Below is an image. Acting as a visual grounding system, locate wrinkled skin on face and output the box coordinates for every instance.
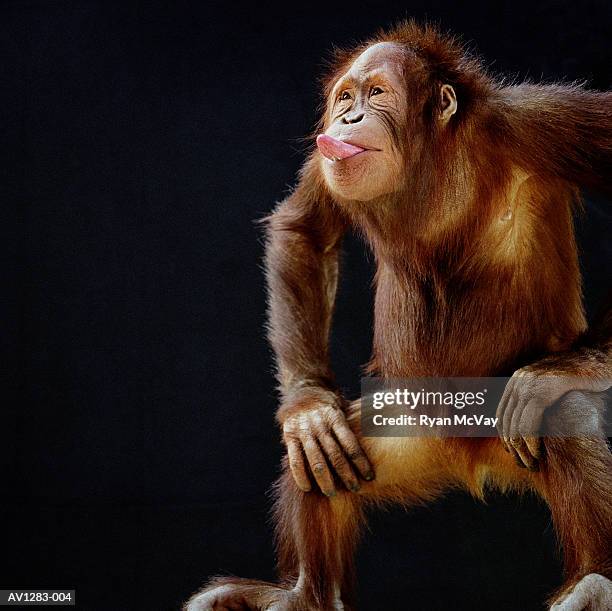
[318,43,408,201]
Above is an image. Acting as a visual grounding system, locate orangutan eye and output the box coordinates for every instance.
[339,91,352,101]
[370,86,384,96]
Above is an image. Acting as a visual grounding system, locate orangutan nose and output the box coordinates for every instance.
[342,111,365,124]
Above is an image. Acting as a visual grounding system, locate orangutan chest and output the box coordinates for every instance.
[370,270,536,376]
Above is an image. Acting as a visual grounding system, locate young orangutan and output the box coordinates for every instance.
[186,21,612,611]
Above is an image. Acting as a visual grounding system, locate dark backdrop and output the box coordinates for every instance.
[2,1,611,610]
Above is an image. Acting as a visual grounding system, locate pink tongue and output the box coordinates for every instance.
[316,134,365,160]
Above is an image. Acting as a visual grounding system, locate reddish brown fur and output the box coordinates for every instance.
[185,21,612,611]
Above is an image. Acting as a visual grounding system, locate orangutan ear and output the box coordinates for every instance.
[440,84,457,121]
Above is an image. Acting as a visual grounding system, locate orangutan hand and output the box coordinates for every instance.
[496,363,609,470]
[279,389,374,496]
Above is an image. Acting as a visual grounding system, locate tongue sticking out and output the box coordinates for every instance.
[316,134,365,161]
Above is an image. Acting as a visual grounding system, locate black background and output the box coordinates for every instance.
[2,1,611,610]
